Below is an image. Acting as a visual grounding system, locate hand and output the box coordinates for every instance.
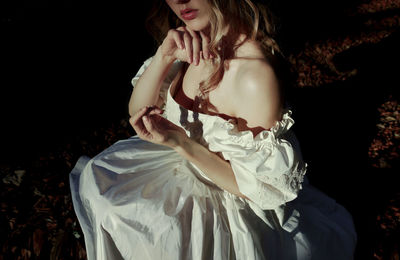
[159,26,212,66]
[129,106,188,148]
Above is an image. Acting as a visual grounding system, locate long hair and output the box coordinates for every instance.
[146,0,285,112]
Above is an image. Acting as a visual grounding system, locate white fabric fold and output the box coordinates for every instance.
[69,57,357,260]
[206,110,307,210]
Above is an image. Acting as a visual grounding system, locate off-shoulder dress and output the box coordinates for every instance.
[70,57,357,260]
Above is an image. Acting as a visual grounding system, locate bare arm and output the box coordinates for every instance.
[129,60,281,199]
[129,27,211,116]
[130,62,281,199]
[175,136,248,198]
[128,32,282,200]
[128,49,175,117]
[129,106,247,198]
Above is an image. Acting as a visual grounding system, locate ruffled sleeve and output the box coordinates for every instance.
[131,57,183,108]
[207,110,307,210]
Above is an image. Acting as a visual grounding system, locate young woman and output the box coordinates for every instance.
[70,0,357,259]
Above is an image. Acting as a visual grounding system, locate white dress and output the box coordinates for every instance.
[70,57,357,260]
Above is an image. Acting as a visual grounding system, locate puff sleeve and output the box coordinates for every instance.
[131,57,183,109]
[207,110,307,210]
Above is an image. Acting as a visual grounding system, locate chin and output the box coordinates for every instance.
[185,20,210,32]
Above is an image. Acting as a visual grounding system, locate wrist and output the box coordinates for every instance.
[174,135,193,156]
[155,46,176,66]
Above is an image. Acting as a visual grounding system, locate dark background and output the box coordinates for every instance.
[3,0,397,161]
[0,0,376,162]
[1,1,157,164]
[1,0,391,161]
[1,0,400,259]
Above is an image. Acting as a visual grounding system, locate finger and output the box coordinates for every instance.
[171,29,184,50]
[175,27,187,50]
[186,28,201,65]
[199,31,210,59]
[148,105,163,113]
[193,34,201,65]
[129,116,150,137]
[182,29,193,64]
[148,108,163,115]
[130,106,156,136]
[132,106,148,120]
[142,115,165,142]
[142,116,155,133]
[144,106,163,117]
[130,106,149,127]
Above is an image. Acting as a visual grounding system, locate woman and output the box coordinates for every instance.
[70,0,357,259]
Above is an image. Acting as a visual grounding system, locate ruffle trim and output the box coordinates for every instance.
[286,164,307,193]
[211,109,295,150]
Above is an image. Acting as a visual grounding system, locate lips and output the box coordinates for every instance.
[180,8,198,20]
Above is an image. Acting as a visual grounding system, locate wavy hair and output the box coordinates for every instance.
[146,0,284,112]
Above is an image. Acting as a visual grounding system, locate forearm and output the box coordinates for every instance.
[129,48,176,116]
[175,137,247,199]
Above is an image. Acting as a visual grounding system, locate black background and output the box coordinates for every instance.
[2,0,392,162]
[0,0,369,159]
[2,1,156,163]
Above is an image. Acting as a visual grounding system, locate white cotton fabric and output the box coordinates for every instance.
[70,58,357,260]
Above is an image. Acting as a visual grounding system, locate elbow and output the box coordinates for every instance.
[128,102,135,117]
[129,107,136,118]
[128,88,142,117]
[128,91,135,117]
[128,97,141,117]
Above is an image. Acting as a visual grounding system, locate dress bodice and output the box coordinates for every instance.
[132,57,307,211]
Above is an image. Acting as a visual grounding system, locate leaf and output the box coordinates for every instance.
[2,170,25,187]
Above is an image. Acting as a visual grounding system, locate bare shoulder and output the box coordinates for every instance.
[231,37,279,95]
[228,40,282,133]
[235,59,278,91]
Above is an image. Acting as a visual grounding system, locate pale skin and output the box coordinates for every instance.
[128,0,282,199]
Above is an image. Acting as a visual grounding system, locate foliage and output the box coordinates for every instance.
[288,0,400,87]
[0,119,132,259]
[369,97,400,169]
